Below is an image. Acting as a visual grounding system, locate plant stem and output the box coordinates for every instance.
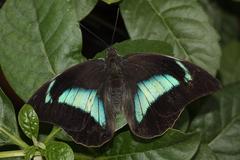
[43,126,62,144]
[0,127,29,148]
[0,150,25,158]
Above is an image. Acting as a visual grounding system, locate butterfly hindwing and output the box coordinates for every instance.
[28,60,115,147]
[122,53,220,138]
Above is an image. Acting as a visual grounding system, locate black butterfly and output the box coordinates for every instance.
[28,47,220,147]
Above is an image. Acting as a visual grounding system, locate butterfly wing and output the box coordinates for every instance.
[28,60,115,147]
[122,53,220,138]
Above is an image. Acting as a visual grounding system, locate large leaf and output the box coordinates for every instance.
[96,129,200,160]
[72,0,97,20]
[102,0,121,4]
[0,89,19,146]
[199,0,240,44]
[0,0,84,101]
[193,144,217,160]
[121,0,221,75]
[209,115,240,160]
[18,104,39,139]
[220,41,240,85]
[189,83,240,159]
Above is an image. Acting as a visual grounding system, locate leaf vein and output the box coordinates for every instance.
[32,0,56,75]
[146,0,191,60]
[209,115,240,146]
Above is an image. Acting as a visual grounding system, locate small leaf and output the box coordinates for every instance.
[0,88,19,146]
[96,39,173,58]
[55,130,73,142]
[24,146,38,160]
[121,0,221,75]
[18,104,39,139]
[96,129,200,160]
[45,141,74,160]
[220,41,240,85]
[115,113,127,131]
[102,0,121,4]
[0,0,84,101]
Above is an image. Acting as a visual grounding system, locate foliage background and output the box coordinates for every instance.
[0,0,240,159]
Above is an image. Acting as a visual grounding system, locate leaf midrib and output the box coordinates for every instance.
[146,0,190,60]
[32,0,56,75]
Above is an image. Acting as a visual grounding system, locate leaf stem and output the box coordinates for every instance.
[0,127,29,148]
[0,150,25,158]
[43,126,62,144]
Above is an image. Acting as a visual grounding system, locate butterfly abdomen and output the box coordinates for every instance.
[106,73,126,113]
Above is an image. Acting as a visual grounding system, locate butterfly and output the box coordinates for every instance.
[28,47,220,147]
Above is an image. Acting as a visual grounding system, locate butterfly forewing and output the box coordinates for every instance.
[28,60,115,147]
[122,53,220,138]
[28,48,220,147]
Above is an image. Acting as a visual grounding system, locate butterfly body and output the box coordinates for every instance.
[104,48,126,114]
[28,47,220,147]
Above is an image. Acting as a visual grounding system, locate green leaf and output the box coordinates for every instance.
[55,130,73,142]
[209,115,240,160]
[43,127,62,144]
[96,129,200,160]
[24,146,38,160]
[18,104,39,140]
[220,41,240,85]
[189,83,240,159]
[190,83,240,142]
[199,0,239,44]
[193,144,217,160]
[45,141,74,160]
[0,89,19,146]
[72,0,97,20]
[121,0,221,75]
[0,157,23,160]
[0,0,84,101]
[102,0,121,4]
[114,113,127,131]
[96,39,173,58]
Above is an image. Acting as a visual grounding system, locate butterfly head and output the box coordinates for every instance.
[106,47,117,57]
[106,47,122,74]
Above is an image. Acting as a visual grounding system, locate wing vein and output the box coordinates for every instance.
[136,92,144,119]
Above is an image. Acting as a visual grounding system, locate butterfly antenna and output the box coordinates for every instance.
[111,7,120,45]
[80,23,109,48]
